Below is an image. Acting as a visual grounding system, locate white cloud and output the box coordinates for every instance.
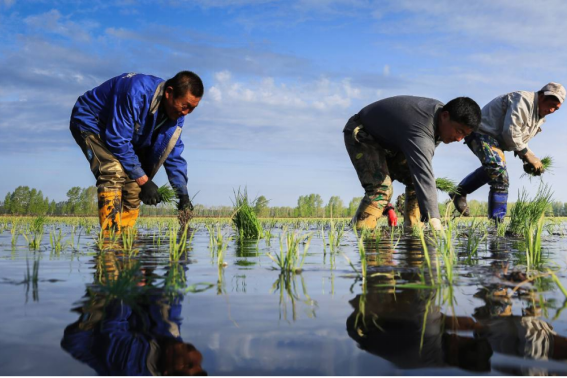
[23,9,97,42]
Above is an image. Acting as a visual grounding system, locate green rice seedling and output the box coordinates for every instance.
[523,216,545,270]
[169,223,190,262]
[343,228,368,281]
[10,222,19,247]
[462,218,487,264]
[158,184,177,204]
[206,223,232,255]
[121,227,138,257]
[435,177,459,194]
[508,184,553,236]
[231,187,263,239]
[49,226,64,254]
[415,224,436,285]
[496,219,508,237]
[328,217,345,252]
[23,216,46,250]
[548,270,567,299]
[267,228,313,273]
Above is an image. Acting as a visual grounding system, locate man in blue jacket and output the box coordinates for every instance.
[70,71,204,230]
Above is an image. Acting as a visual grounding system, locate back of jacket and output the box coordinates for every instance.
[357,96,443,220]
[479,91,544,153]
[70,73,188,195]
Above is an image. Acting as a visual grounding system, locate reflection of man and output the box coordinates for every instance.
[347,275,567,375]
[61,262,206,376]
[346,281,492,373]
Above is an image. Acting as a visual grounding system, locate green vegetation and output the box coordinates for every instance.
[231,188,263,239]
[508,184,553,236]
[435,177,459,194]
[158,184,177,205]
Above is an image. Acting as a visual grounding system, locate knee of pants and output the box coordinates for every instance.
[122,181,141,209]
[365,178,393,207]
[484,165,509,191]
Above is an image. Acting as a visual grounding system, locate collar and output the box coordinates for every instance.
[150,81,165,115]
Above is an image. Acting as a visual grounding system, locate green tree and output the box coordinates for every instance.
[3,192,11,214]
[346,197,363,217]
[325,196,344,217]
[254,195,270,217]
[10,186,31,215]
[66,186,82,214]
[296,194,323,217]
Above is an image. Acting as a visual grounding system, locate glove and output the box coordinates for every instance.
[178,194,194,211]
[383,203,398,226]
[139,179,161,206]
[429,218,443,231]
[521,151,543,175]
[523,163,535,175]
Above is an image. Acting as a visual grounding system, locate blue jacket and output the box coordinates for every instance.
[70,73,188,196]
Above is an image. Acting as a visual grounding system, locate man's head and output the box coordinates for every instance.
[163,71,204,120]
[437,97,481,144]
[538,82,564,118]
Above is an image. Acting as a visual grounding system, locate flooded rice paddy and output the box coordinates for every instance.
[1,216,567,375]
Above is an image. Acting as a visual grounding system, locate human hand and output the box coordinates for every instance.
[429,218,443,231]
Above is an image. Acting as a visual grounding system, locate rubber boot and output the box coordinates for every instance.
[451,167,490,216]
[353,196,385,230]
[121,207,139,229]
[488,189,508,223]
[98,188,122,231]
[404,187,421,232]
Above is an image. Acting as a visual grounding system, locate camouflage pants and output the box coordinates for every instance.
[344,115,416,222]
[465,132,509,191]
[71,126,141,209]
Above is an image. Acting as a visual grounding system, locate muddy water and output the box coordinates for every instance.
[1,222,567,375]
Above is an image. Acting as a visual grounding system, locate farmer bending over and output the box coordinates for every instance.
[451,83,564,222]
[70,71,203,230]
[344,96,481,231]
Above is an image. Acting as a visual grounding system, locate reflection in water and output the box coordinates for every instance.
[271,272,317,323]
[60,252,207,376]
[347,272,567,375]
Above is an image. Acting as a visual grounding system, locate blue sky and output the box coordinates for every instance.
[1,0,566,207]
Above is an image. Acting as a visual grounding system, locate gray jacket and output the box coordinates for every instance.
[357,96,443,220]
[479,91,544,154]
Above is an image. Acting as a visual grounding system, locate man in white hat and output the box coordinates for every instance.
[451,82,565,221]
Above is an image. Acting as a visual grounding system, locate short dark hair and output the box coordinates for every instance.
[442,97,481,131]
[164,71,204,98]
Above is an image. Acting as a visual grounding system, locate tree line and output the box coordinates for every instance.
[1,185,565,218]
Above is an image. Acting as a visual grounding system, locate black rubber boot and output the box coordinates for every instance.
[451,167,491,216]
[450,190,470,216]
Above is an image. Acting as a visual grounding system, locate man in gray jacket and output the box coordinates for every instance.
[344,96,481,231]
[451,83,564,221]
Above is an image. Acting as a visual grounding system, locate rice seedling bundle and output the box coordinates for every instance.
[158,184,177,204]
[508,183,553,236]
[521,155,554,178]
[231,188,263,239]
[435,177,459,194]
